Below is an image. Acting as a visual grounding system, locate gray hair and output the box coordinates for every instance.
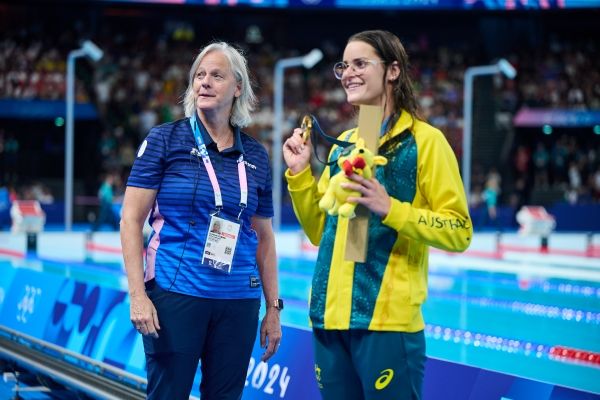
[183,42,256,127]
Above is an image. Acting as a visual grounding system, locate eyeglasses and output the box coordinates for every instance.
[333,58,386,80]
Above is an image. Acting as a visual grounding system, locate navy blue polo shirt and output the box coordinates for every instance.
[127,117,273,299]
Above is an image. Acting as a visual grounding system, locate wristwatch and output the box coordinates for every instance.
[270,299,284,311]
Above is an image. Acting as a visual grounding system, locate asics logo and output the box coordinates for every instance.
[374,369,394,390]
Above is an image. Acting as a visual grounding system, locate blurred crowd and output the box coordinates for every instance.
[1,15,599,229]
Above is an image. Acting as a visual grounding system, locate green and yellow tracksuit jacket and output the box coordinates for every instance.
[285,111,472,332]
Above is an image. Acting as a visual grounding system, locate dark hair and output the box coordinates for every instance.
[348,30,420,128]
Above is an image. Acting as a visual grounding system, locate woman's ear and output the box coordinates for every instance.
[387,61,400,82]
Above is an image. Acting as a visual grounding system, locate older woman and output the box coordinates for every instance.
[121,41,282,400]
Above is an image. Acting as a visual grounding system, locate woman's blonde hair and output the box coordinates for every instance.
[183,42,256,127]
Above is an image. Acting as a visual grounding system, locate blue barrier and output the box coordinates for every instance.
[550,203,600,231]
[271,202,600,232]
[0,99,98,120]
[0,265,596,399]
[0,201,596,232]
[0,188,10,229]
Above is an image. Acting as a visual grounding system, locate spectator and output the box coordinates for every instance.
[482,176,500,227]
[533,142,550,188]
[93,173,119,231]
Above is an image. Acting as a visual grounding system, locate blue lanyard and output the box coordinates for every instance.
[381,116,391,136]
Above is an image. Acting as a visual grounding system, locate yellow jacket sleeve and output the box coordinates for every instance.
[382,126,472,252]
[285,164,330,246]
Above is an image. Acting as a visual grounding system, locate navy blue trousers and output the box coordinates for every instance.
[143,280,260,400]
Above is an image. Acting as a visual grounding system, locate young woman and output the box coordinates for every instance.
[283,30,472,400]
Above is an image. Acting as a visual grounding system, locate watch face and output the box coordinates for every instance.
[276,299,284,310]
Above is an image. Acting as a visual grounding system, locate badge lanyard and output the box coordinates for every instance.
[190,114,247,219]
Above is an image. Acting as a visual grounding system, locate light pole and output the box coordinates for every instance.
[65,40,103,231]
[272,49,323,231]
[462,58,516,198]
[461,59,513,361]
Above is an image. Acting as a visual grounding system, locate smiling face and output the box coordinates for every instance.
[192,50,241,118]
[340,40,387,107]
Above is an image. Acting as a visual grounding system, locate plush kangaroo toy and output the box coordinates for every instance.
[319,138,388,218]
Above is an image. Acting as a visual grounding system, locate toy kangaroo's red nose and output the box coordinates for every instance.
[352,157,366,169]
[342,160,354,176]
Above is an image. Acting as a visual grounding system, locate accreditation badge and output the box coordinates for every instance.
[202,215,240,274]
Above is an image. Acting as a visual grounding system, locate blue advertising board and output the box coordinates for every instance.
[242,325,319,399]
[0,265,597,399]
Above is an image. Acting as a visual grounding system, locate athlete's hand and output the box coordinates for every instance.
[260,308,282,362]
[342,174,392,218]
[130,293,160,338]
[283,128,311,175]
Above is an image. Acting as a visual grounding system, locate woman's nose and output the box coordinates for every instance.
[341,66,352,79]
[341,65,357,79]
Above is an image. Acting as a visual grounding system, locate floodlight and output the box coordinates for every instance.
[272,49,323,231]
[497,59,516,79]
[462,60,517,197]
[302,49,323,69]
[81,40,104,62]
[64,40,104,231]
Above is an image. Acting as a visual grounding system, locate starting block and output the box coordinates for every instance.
[10,200,46,233]
[516,206,556,237]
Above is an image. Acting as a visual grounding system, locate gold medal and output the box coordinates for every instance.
[301,115,312,143]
